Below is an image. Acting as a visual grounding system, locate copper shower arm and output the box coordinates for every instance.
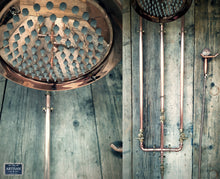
[201,53,219,59]
[110,143,123,153]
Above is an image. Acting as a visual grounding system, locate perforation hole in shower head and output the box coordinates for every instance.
[132,0,192,23]
[0,0,113,89]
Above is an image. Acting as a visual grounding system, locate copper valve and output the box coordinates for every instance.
[201,48,219,78]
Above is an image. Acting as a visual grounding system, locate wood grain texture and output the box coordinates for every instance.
[123,0,207,178]
[0,81,45,179]
[193,0,220,178]
[0,73,122,179]
[123,0,220,178]
[50,88,102,179]
[122,0,133,178]
[163,5,194,178]
[91,62,122,179]
[0,0,122,178]
[131,9,161,179]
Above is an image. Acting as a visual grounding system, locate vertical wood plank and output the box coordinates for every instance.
[50,87,102,179]
[0,81,45,179]
[122,0,133,178]
[91,63,122,179]
[163,4,194,178]
[0,76,6,119]
[131,9,161,179]
[0,78,122,179]
[130,2,195,179]
[194,0,220,178]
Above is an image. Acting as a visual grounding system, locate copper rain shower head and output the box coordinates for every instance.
[0,0,121,91]
[132,0,192,23]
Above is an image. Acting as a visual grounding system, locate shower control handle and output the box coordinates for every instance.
[201,52,219,78]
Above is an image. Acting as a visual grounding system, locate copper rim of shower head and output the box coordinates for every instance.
[0,0,121,91]
[132,0,192,23]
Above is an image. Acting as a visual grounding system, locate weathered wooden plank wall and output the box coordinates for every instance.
[0,0,122,178]
[0,82,45,179]
[123,0,220,178]
[0,60,122,179]
[122,0,133,178]
[193,0,220,178]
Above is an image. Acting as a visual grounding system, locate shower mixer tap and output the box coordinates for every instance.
[201,48,219,78]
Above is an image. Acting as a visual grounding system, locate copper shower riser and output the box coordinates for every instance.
[138,17,187,178]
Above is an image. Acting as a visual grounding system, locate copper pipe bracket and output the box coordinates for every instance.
[42,107,53,112]
[43,92,53,112]
[159,27,166,34]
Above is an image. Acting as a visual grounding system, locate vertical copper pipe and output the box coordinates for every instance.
[180,17,185,132]
[160,23,165,112]
[203,58,208,78]
[44,92,51,179]
[139,16,144,132]
[160,23,165,179]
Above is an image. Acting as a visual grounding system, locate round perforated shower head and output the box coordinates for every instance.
[132,0,192,23]
[0,0,121,91]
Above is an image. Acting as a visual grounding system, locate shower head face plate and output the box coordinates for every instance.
[0,0,115,91]
[132,0,192,23]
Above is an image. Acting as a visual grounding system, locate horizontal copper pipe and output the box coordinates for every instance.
[140,142,183,152]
